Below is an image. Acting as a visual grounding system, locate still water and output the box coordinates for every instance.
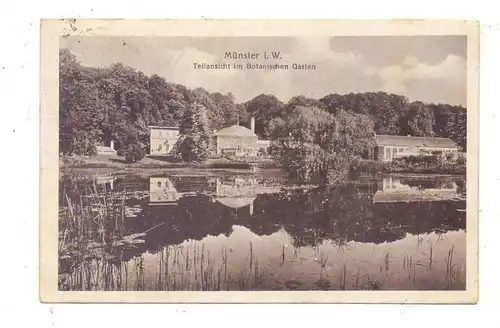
[58,172,466,291]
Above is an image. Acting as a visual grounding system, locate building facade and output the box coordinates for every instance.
[212,117,270,156]
[149,118,270,158]
[213,125,258,156]
[373,134,459,162]
[149,126,180,156]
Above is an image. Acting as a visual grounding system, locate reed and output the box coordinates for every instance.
[280,244,285,266]
[339,264,347,290]
[59,179,465,292]
[249,241,253,270]
[445,245,458,289]
[221,245,228,283]
[58,180,131,290]
[429,243,434,269]
[61,236,465,291]
[292,246,299,260]
[354,269,361,290]
[319,252,328,276]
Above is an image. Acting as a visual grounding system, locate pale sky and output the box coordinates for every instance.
[60,36,467,106]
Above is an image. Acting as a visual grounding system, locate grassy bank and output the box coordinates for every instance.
[60,155,280,171]
[61,155,466,178]
[351,159,466,176]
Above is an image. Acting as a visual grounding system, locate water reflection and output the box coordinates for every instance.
[58,174,466,291]
[373,177,463,203]
[149,177,180,205]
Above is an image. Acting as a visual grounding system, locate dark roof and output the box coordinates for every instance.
[375,134,457,148]
[149,125,179,130]
[214,125,257,137]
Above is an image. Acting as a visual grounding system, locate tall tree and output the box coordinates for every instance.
[400,101,435,137]
[430,104,454,137]
[174,102,212,162]
[244,94,284,138]
[320,92,408,135]
[283,95,325,116]
[209,92,244,129]
[447,110,467,151]
[270,106,375,184]
[59,49,105,155]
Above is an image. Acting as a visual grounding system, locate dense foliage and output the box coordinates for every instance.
[59,49,242,156]
[268,106,376,184]
[174,102,212,162]
[59,49,467,162]
[124,144,145,163]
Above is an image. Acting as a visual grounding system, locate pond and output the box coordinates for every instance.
[58,172,466,291]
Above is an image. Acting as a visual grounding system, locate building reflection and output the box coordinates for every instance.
[143,176,283,214]
[212,177,284,215]
[149,177,180,205]
[373,177,459,203]
[214,177,257,215]
[94,175,117,191]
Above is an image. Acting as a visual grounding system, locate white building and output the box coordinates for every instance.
[149,126,180,156]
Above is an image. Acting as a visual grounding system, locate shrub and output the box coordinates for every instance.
[352,157,465,175]
[394,155,439,167]
[444,152,456,162]
[349,156,364,174]
[456,153,466,165]
[124,144,145,163]
[61,156,72,164]
[350,159,389,175]
[257,148,268,156]
[174,135,209,163]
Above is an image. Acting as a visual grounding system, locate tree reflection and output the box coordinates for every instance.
[59,175,466,267]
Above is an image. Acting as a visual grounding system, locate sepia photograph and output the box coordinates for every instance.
[39,20,479,303]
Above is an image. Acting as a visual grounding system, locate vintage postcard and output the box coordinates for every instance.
[39,19,479,303]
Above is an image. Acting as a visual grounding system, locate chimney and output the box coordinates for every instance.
[251,117,255,133]
[110,140,115,150]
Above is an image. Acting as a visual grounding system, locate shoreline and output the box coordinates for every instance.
[60,156,466,179]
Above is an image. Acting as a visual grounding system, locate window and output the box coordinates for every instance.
[157,181,162,187]
[391,179,397,189]
[384,147,392,160]
[158,144,162,151]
